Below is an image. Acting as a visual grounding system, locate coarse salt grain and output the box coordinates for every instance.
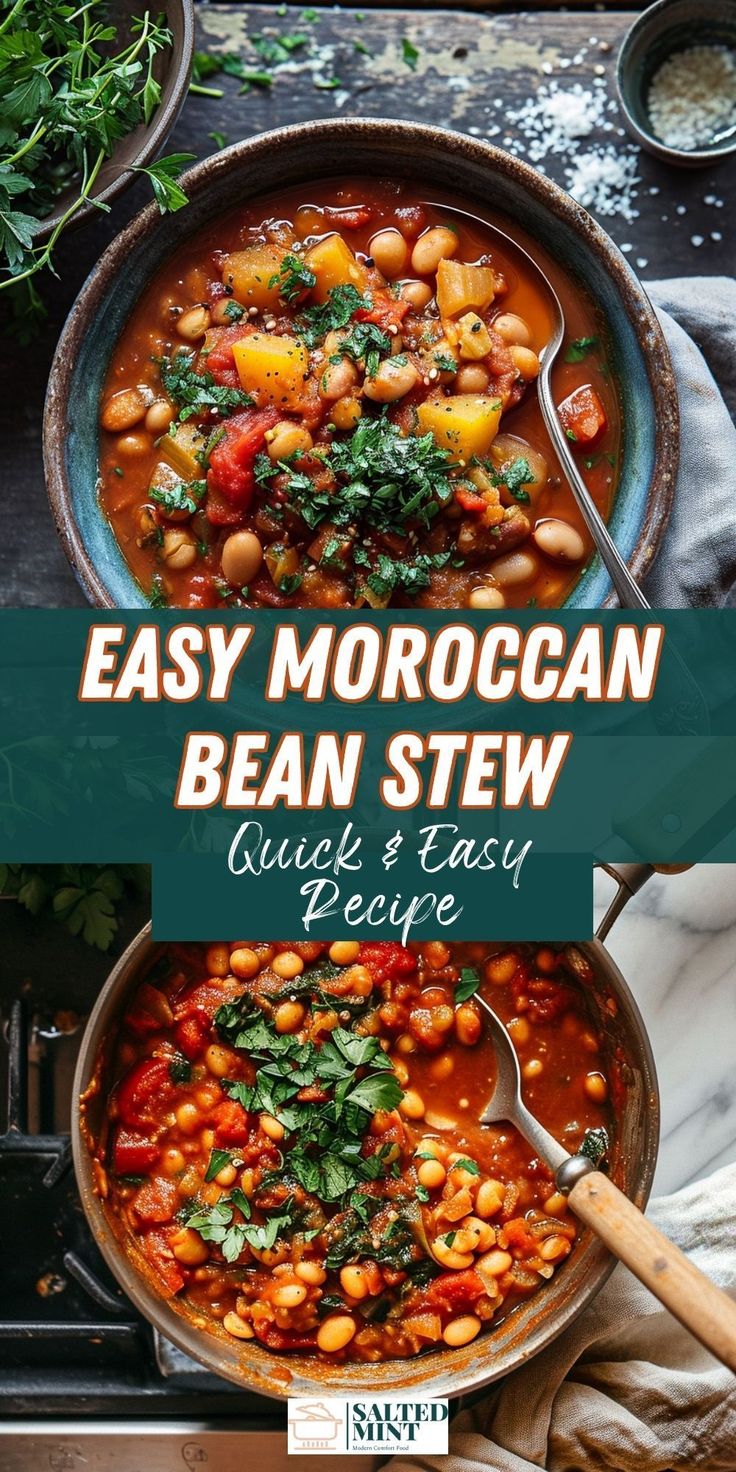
[565,148,640,221]
[647,44,736,150]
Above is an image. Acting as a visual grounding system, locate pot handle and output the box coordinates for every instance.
[596,862,692,942]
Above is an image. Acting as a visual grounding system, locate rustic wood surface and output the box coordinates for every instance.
[2,4,734,607]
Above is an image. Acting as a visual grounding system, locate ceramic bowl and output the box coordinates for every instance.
[32,0,195,244]
[617,0,736,167]
[44,118,679,610]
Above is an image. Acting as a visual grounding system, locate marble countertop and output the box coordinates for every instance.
[593,864,736,1197]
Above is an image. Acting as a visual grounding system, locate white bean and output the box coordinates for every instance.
[533,519,586,562]
[491,550,539,586]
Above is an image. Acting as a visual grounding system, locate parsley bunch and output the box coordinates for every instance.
[0,1,193,307]
[0,862,148,950]
[294,283,372,349]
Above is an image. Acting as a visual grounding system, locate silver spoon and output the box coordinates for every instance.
[480,220,650,611]
[475,991,736,1371]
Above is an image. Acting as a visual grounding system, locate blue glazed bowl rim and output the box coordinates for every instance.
[43,117,679,610]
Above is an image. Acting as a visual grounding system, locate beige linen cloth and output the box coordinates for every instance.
[386,1163,736,1471]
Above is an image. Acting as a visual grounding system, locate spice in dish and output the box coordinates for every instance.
[87,939,614,1362]
[647,44,736,151]
[98,180,619,611]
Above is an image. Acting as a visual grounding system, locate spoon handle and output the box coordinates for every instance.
[537,369,650,610]
[567,1169,736,1373]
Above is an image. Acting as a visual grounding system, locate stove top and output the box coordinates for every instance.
[1,900,381,1468]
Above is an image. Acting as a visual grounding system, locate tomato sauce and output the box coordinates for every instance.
[98,179,620,611]
[89,938,613,1364]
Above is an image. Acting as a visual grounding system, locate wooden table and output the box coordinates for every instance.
[2,4,734,607]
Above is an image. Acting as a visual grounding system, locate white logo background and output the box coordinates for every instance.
[287,1397,449,1455]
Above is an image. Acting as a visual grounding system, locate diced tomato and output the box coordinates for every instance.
[355,291,409,334]
[177,573,221,609]
[212,1099,250,1146]
[205,323,258,389]
[115,1059,174,1130]
[557,385,607,446]
[112,1127,160,1176]
[359,942,417,983]
[454,486,486,514]
[174,1015,211,1061]
[418,1268,485,1314]
[174,979,229,1022]
[132,1175,179,1223]
[139,1229,185,1296]
[252,1320,318,1351]
[207,407,281,509]
[501,1218,539,1257]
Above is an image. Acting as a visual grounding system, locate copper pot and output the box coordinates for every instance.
[71,864,661,1400]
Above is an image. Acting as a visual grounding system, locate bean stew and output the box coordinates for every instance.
[98,180,620,611]
[86,939,615,1364]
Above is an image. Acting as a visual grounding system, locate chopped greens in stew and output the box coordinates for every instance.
[98,180,619,610]
[90,939,614,1362]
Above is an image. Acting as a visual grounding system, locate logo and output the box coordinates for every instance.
[287,1398,449,1455]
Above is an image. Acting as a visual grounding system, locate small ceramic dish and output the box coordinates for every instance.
[32,0,195,244]
[43,118,679,610]
[617,0,736,167]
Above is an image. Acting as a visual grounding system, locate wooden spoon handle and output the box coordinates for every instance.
[568,1170,736,1374]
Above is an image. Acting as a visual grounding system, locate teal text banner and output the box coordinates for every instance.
[2,609,736,939]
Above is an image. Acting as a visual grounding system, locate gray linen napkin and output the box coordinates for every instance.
[643,278,736,609]
[385,1163,736,1472]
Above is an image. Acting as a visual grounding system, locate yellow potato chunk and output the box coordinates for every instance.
[436,259,496,319]
[457,312,493,360]
[416,394,503,461]
[303,233,368,302]
[233,332,309,408]
[159,422,208,480]
[221,245,286,312]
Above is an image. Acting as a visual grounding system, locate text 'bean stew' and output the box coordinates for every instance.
[99,181,620,610]
[85,939,615,1364]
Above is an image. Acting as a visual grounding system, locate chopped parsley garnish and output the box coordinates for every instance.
[295,283,372,348]
[364,550,451,599]
[500,456,534,504]
[450,1157,480,1177]
[279,572,303,596]
[455,966,481,1003]
[325,413,456,534]
[269,253,317,304]
[204,1148,234,1182]
[149,573,168,608]
[251,31,308,65]
[150,478,206,515]
[158,352,253,422]
[433,352,457,374]
[565,336,598,363]
[401,38,419,69]
[223,299,245,323]
[215,988,402,1204]
[336,321,391,378]
[168,1055,191,1084]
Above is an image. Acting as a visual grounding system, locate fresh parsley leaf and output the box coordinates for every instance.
[208,130,229,150]
[455,967,481,1003]
[337,320,391,377]
[205,1148,234,1182]
[224,299,245,322]
[433,352,457,374]
[564,336,598,363]
[500,456,534,504]
[269,252,317,304]
[450,1157,480,1176]
[149,574,168,609]
[150,478,206,515]
[169,1055,192,1084]
[134,154,195,215]
[279,572,303,595]
[401,38,419,70]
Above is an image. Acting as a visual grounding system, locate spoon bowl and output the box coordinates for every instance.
[481,219,650,610]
